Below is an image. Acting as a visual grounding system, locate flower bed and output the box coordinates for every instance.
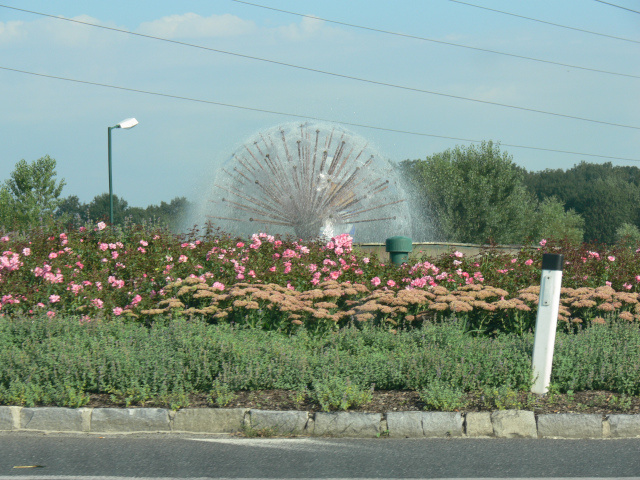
[1,223,639,335]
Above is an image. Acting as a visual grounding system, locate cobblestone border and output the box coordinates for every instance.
[1,406,639,438]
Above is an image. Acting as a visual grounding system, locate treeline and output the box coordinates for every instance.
[399,141,640,245]
[0,156,191,233]
[3,150,640,245]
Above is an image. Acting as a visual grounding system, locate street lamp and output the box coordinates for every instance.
[107,118,138,225]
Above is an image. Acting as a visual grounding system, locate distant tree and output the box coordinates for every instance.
[400,141,536,244]
[0,155,66,231]
[615,222,640,249]
[527,196,584,245]
[56,195,88,224]
[523,161,640,243]
[86,193,129,225]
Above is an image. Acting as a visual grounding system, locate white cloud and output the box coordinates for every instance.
[276,15,325,40]
[137,13,256,38]
[0,20,26,45]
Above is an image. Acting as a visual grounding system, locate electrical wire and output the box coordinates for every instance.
[1,65,638,163]
[448,0,640,44]
[594,0,640,14]
[0,5,637,131]
[231,0,639,80]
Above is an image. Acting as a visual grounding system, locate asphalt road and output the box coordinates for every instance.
[0,432,639,479]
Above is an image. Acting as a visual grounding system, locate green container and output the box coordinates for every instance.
[385,236,412,265]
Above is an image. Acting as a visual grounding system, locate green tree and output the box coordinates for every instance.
[528,196,584,244]
[56,195,88,223]
[0,155,66,231]
[400,141,536,244]
[523,162,640,243]
[615,222,640,249]
[86,193,129,225]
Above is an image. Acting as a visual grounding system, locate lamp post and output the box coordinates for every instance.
[107,118,138,225]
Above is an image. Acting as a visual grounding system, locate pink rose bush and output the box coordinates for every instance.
[0,224,639,334]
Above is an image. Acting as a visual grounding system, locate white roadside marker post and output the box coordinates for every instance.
[531,253,564,395]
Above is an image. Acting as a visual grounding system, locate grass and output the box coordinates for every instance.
[1,313,640,410]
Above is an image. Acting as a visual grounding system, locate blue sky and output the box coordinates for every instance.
[1,0,638,209]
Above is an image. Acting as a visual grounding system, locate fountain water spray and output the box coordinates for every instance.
[204,122,411,241]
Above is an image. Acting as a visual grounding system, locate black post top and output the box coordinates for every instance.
[542,253,564,271]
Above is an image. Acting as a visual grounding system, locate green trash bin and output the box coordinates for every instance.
[385,236,412,265]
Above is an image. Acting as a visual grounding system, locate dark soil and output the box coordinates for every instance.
[76,389,640,415]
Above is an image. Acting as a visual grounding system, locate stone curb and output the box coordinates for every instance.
[1,406,639,438]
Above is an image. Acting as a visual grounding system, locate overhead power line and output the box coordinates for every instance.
[594,0,640,14]
[232,0,639,79]
[1,65,638,163]
[448,0,640,44]
[0,5,638,131]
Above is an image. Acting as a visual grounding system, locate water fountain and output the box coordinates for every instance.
[200,122,412,241]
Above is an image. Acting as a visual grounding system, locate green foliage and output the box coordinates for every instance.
[0,156,66,232]
[480,385,522,410]
[418,379,467,411]
[311,377,373,412]
[524,162,640,244]
[400,141,536,244]
[615,223,640,249]
[1,315,640,408]
[209,380,237,407]
[528,196,584,245]
[55,193,191,232]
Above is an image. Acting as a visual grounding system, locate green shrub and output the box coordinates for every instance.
[311,377,373,412]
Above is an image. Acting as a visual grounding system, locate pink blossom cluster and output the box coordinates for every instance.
[0,251,22,273]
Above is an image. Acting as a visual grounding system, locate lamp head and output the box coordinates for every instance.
[117,118,139,129]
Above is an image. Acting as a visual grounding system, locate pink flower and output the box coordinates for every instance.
[525,259,533,266]
[363,257,370,264]
[22,248,31,256]
[623,283,632,290]
[607,256,615,262]
[49,252,58,259]
[140,240,148,246]
[539,239,547,246]
[606,281,612,287]
[371,277,381,287]
[137,247,146,253]
[269,266,276,272]
[113,307,124,316]
[636,275,640,282]
[0,236,8,242]
[46,311,56,318]
[212,282,225,291]
[97,221,106,230]
[92,298,104,309]
[99,243,109,251]
[76,261,84,269]
[49,294,60,303]
[453,260,462,266]
[131,294,142,305]
[112,251,119,259]
[387,279,396,287]
[453,251,463,258]
[236,273,245,280]
[178,255,188,263]
[236,242,245,248]
[511,258,517,264]
[308,264,318,273]
[329,270,341,280]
